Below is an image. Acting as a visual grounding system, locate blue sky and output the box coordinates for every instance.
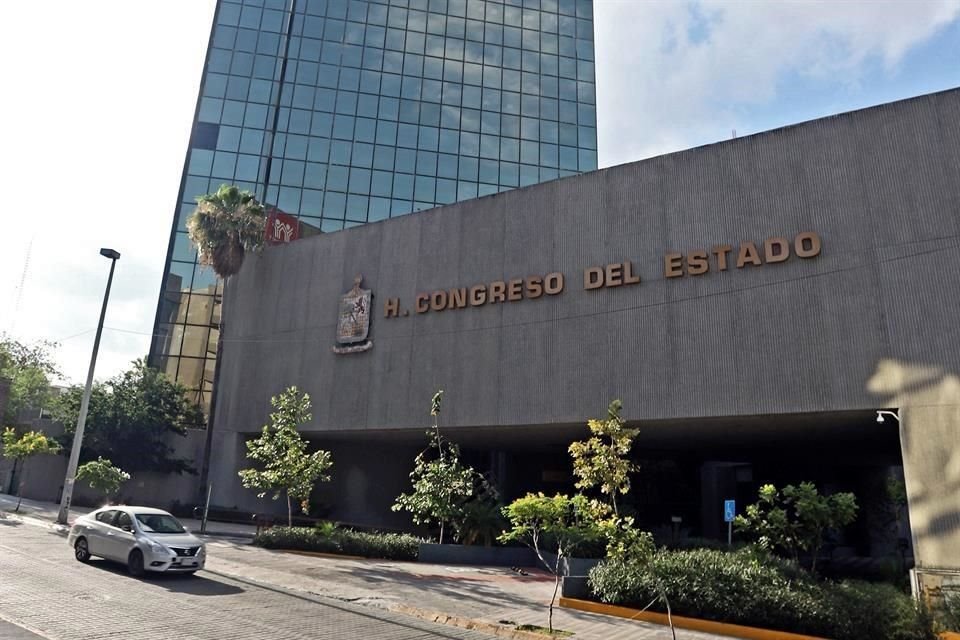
[0,0,958,383]
[740,16,960,140]
[595,0,960,165]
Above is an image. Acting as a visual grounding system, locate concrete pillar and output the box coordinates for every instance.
[207,430,251,512]
[900,403,960,570]
[700,462,739,540]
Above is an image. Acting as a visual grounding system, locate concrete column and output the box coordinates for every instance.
[900,403,960,570]
[207,430,250,511]
[700,462,739,540]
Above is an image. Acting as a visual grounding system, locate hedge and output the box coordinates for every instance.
[254,526,422,561]
[588,548,933,640]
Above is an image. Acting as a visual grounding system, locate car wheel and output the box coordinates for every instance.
[74,538,91,563]
[127,549,145,577]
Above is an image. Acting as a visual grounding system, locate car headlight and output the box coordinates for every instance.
[145,539,170,554]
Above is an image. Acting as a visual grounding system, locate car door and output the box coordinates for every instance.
[86,510,118,557]
[102,511,137,562]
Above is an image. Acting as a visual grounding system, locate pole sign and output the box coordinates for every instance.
[724,499,736,522]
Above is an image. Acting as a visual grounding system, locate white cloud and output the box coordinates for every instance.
[594,0,960,166]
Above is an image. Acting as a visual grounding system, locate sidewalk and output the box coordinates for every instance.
[0,494,722,640]
[0,493,256,538]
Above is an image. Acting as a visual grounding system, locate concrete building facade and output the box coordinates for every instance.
[149,0,600,415]
[209,89,960,572]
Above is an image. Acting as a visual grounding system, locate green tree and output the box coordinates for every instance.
[1,427,59,511]
[185,184,267,502]
[238,387,332,526]
[76,457,130,503]
[500,493,602,634]
[735,482,858,572]
[186,184,266,279]
[568,399,638,516]
[393,390,477,544]
[0,334,60,424]
[453,474,506,547]
[52,359,202,474]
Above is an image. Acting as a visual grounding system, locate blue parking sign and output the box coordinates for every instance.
[724,500,736,522]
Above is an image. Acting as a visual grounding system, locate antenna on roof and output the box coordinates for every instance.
[731,129,737,139]
[9,236,33,332]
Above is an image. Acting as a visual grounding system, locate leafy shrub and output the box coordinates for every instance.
[824,580,934,640]
[658,536,745,552]
[934,591,960,632]
[588,548,933,640]
[254,525,422,561]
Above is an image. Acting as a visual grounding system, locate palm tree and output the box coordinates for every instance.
[185,184,266,506]
[186,184,266,278]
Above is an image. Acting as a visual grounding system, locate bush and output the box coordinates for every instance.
[658,536,745,552]
[936,591,960,632]
[254,525,422,561]
[588,548,933,640]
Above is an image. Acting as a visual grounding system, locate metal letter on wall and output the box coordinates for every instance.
[333,275,373,354]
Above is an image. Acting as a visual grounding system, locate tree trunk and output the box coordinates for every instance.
[664,592,677,640]
[15,463,25,512]
[287,493,292,527]
[549,572,560,634]
[548,543,563,634]
[439,521,444,545]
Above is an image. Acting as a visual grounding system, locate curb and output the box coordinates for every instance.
[277,549,368,562]
[389,604,565,640]
[558,597,828,640]
[198,530,255,540]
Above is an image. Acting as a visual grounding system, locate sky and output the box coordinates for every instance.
[0,0,958,386]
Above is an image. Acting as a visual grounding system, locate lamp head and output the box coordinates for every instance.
[876,413,884,424]
[100,248,121,260]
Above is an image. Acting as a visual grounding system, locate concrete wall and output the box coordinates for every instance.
[0,377,10,421]
[214,89,960,569]
[0,420,204,511]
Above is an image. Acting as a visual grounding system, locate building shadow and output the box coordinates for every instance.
[341,564,549,612]
[83,559,245,596]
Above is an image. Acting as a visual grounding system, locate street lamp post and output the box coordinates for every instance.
[56,248,120,525]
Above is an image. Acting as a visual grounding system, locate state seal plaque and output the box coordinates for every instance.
[333,275,373,354]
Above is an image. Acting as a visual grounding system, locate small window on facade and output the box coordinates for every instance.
[192,122,220,150]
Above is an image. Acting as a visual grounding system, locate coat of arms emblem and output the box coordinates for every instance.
[333,275,373,354]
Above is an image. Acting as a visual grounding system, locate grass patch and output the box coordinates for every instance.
[515,623,573,636]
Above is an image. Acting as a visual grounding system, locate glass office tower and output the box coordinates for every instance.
[149,0,597,417]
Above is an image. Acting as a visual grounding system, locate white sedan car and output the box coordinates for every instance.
[68,506,206,576]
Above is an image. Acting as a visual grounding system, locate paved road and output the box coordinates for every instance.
[0,519,488,640]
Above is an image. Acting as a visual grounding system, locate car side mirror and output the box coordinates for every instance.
[121,525,132,532]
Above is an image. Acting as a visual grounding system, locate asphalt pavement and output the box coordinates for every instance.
[0,494,722,639]
[0,516,489,640]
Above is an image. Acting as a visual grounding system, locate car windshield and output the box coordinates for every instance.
[135,513,186,534]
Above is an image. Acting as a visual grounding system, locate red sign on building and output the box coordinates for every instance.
[264,209,300,245]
